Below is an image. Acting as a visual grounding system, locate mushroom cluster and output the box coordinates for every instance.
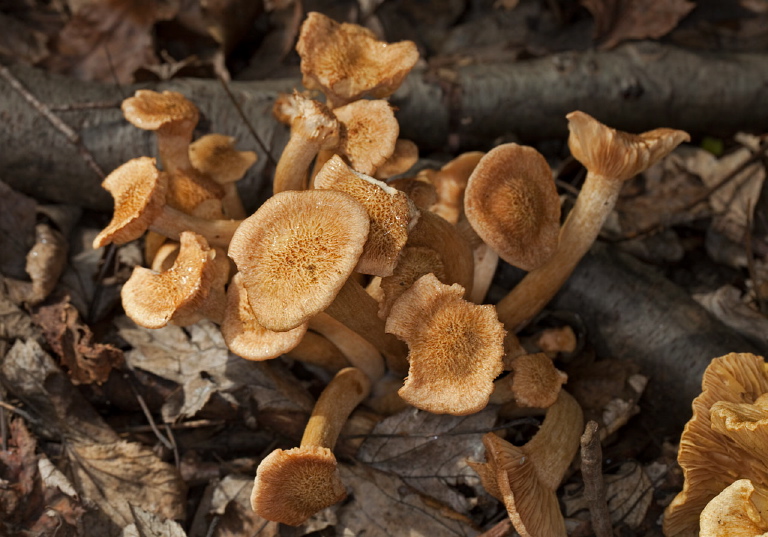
[92,10,691,531]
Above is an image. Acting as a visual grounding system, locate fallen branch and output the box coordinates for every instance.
[1,42,767,210]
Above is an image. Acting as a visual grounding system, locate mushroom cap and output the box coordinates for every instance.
[374,139,419,180]
[332,99,399,175]
[385,273,505,415]
[277,91,340,149]
[664,353,768,537]
[377,246,446,319]
[464,143,561,271]
[92,157,168,249]
[506,353,568,408]
[188,134,258,184]
[431,151,484,225]
[700,479,768,537]
[296,12,419,107]
[221,273,308,361]
[251,445,346,526]
[567,111,690,182]
[472,390,583,537]
[120,231,221,329]
[166,167,225,216]
[314,155,419,277]
[387,175,438,211]
[228,189,370,331]
[121,90,199,133]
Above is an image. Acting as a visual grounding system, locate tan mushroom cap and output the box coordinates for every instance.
[250,445,346,526]
[700,479,768,537]
[166,167,225,217]
[431,151,484,225]
[471,390,583,537]
[332,99,399,176]
[222,273,308,361]
[377,246,446,319]
[464,143,560,271]
[491,353,568,408]
[664,353,768,537]
[385,273,505,415]
[121,231,225,329]
[188,134,257,184]
[567,111,692,181]
[374,139,419,180]
[296,12,419,108]
[314,155,419,277]
[93,157,168,249]
[121,90,199,133]
[228,189,370,331]
[387,175,438,211]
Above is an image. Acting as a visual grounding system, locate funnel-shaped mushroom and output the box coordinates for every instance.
[228,189,369,331]
[700,479,768,537]
[121,231,228,328]
[495,113,689,331]
[92,157,241,249]
[296,12,419,108]
[664,353,768,537]
[469,390,583,537]
[385,273,505,415]
[251,367,371,525]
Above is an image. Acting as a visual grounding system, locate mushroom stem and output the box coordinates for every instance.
[156,129,194,175]
[308,313,386,381]
[273,133,325,193]
[494,170,620,331]
[151,207,241,248]
[301,367,372,449]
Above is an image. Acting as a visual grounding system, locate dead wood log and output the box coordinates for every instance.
[548,243,764,437]
[1,42,768,210]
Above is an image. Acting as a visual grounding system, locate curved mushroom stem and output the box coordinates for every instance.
[308,313,386,382]
[301,367,372,449]
[150,207,241,248]
[494,170,621,331]
[274,133,328,193]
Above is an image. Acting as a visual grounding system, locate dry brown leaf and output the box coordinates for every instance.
[123,505,188,537]
[580,0,696,49]
[45,0,179,83]
[33,296,123,384]
[208,474,280,537]
[356,406,498,515]
[0,180,37,280]
[694,285,768,351]
[0,276,41,341]
[337,463,478,537]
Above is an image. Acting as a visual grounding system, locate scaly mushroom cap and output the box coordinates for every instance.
[228,189,370,331]
[377,246,446,319]
[509,353,568,408]
[664,353,768,537]
[93,157,168,249]
[222,273,308,361]
[166,167,225,217]
[387,175,438,211]
[700,479,768,537]
[278,91,340,149]
[472,390,583,537]
[385,273,505,415]
[251,445,346,526]
[567,111,691,181]
[121,90,199,134]
[314,155,419,277]
[296,12,419,108]
[464,143,561,271]
[121,231,222,329]
[374,139,419,180]
[188,134,257,184]
[332,99,399,175]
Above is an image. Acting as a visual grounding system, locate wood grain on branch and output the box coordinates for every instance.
[1,42,767,210]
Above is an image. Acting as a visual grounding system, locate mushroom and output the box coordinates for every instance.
[188,133,257,219]
[92,157,241,249]
[120,231,228,328]
[430,151,484,225]
[494,113,689,331]
[373,139,419,180]
[272,92,339,194]
[699,479,768,537]
[314,155,419,277]
[307,313,385,382]
[385,273,506,415]
[469,390,584,537]
[463,143,561,271]
[489,353,568,408]
[375,246,446,319]
[664,353,768,537]
[251,367,371,525]
[295,12,419,108]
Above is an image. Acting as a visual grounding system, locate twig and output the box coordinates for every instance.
[164,423,180,469]
[0,64,106,180]
[580,420,613,537]
[123,370,174,451]
[88,242,117,324]
[0,392,6,451]
[0,400,41,425]
[744,202,767,314]
[115,418,226,434]
[48,101,122,111]
[609,142,768,242]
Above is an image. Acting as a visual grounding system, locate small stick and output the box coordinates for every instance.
[580,420,613,537]
[48,101,122,111]
[0,65,106,180]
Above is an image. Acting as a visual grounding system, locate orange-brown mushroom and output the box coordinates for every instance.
[385,273,505,415]
[699,479,768,537]
[296,12,419,108]
[489,353,568,408]
[251,367,371,525]
[495,113,689,331]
